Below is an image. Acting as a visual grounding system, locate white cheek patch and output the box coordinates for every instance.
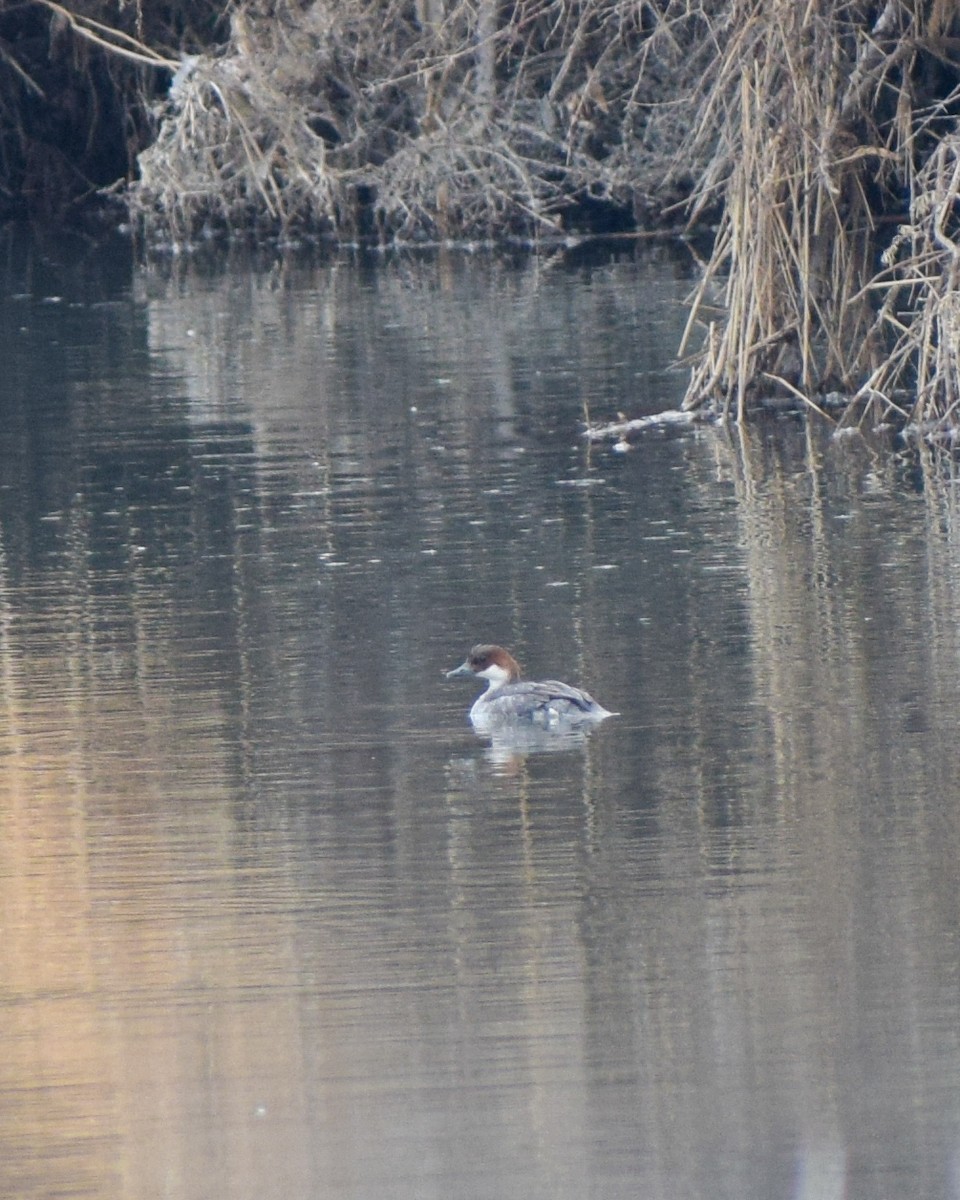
[478,663,511,687]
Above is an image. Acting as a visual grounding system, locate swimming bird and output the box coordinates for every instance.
[445,644,617,731]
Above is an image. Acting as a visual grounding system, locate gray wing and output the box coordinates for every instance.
[504,680,597,715]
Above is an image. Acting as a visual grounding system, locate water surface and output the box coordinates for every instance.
[1,233,959,1199]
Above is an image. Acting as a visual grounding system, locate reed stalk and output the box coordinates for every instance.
[681,0,960,440]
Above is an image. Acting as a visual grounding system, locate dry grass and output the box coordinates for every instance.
[860,129,960,438]
[679,0,960,438]
[129,0,714,244]
[680,2,896,420]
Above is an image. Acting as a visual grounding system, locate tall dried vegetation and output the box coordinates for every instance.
[129,0,713,242]
[679,0,960,436]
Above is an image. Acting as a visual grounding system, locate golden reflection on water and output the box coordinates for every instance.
[0,686,336,1198]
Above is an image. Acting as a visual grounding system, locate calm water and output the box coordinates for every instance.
[2,232,960,1199]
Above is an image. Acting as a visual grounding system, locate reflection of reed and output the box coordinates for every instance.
[139,249,691,448]
[658,422,960,1192]
[720,422,960,819]
[724,423,865,813]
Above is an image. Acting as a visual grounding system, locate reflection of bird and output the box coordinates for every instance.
[445,644,617,731]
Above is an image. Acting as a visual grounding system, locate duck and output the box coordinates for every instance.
[445,643,617,731]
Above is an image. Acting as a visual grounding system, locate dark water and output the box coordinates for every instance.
[2,232,960,1199]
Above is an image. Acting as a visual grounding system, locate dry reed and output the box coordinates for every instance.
[128,0,714,243]
[862,130,960,439]
[680,0,960,439]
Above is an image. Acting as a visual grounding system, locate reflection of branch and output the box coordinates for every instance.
[0,40,45,97]
[37,0,178,70]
